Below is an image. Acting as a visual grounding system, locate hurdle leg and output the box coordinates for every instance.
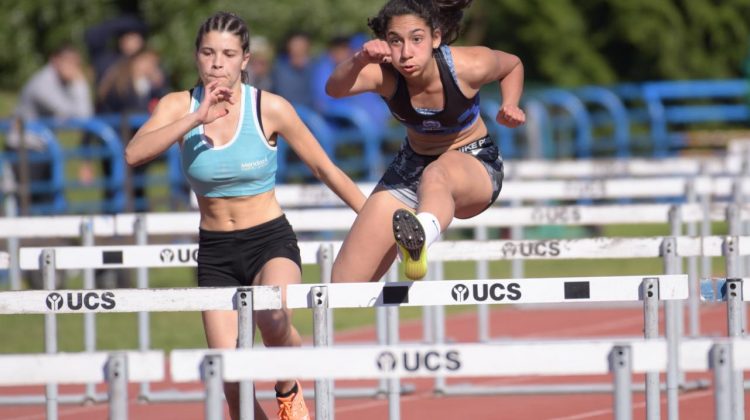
[80,218,98,402]
[42,249,59,420]
[135,215,152,401]
[610,345,632,420]
[236,288,255,420]
[474,226,491,343]
[313,286,333,420]
[725,278,745,420]
[642,277,660,420]
[107,353,128,420]
[202,354,225,420]
[710,342,733,420]
[431,262,446,394]
[661,236,680,420]
[386,264,401,420]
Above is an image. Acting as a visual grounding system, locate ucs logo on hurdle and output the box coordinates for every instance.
[501,241,561,258]
[159,248,198,263]
[45,292,116,311]
[376,350,461,373]
[450,282,522,303]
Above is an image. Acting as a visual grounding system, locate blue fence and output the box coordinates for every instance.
[1,78,748,215]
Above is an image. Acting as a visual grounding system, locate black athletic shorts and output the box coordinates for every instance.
[377,135,504,209]
[197,214,302,287]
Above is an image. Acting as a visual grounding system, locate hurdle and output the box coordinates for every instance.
[701,276,750,420]
[170,337,748,420]
[16,236,747,416]
[284,274,687,420]
[0,351,164,420]
[2,248,282,411]
[392,234,750,420]
[13,243,409,404]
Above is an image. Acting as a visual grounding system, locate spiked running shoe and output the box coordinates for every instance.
[392,209,428,280]
[276,381,310,420]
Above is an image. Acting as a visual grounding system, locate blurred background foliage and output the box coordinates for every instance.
[0,0,749,93]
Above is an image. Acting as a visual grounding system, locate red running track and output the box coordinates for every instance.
[0,302,746,419]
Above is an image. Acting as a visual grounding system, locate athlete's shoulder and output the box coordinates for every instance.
[450,46,495,82]
[156,90,192,111]
[258,90,294,115]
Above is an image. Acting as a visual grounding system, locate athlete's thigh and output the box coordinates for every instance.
[332,188,406,283]
[428,150,493,217]
[202,310,239,349]
[255,257,301,307]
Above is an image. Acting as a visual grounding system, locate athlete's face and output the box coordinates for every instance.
[386,14,441,78]
[195,31,250,88]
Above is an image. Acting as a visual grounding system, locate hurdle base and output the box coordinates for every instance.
[140,384,417,403]
[0,393,109,406]
[436,379,710,396]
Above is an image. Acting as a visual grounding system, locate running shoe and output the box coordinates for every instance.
[392,208,427,280]
[276,381,309,420]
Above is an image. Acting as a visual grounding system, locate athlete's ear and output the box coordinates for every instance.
[432,28,442,48]
[242,52,251,72]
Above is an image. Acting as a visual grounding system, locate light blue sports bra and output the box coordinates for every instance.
[181,83,277,197]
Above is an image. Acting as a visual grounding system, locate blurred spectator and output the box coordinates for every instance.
[97,48,167,114]
[84,14,148,85]
[4,43,93,289]
[246,36,274,91]
[95,48,168,213]
[11,43,93,137]
[311,35,354,113]
[84,15,155,289]
[272,31,314,108]
[311,34,391,132]
[6,42,93,197]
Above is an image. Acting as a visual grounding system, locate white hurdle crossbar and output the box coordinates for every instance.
[170,337,746,420]
[0,286,282,314]
[172,339,663,420]
[17,235,750,270]
[286,275,688,308]
[0,351,163,420]
[3,203,749,239]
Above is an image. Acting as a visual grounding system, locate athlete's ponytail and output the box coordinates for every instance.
[433,0,472,45]
[368,0,472,45]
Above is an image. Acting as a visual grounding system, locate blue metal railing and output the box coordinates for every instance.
[1,78,747,214]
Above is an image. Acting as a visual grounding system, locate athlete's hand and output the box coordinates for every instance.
[195,80,234,124]
[496,104,526,128]
[355,39,392,65]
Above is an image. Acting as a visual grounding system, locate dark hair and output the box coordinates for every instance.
[47,42,78,59]
[281,30,312,55]
[195,11,250,83]
[367,0,472,45]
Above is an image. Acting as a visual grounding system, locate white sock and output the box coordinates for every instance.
[416,212,442,248]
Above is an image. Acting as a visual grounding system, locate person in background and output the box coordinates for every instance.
[96,48,168,213]
[246,35,275,92]
[5,42,93,289]
[311,34,391,134]
[84,14,149,85]
[124,11,366,420]
[6,43,93,205]
[271,31,314,108]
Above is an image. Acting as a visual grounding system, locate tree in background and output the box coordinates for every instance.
[1,0,749,92]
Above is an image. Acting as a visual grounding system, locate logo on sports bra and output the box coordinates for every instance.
[241,158,269,171]
[422,120,442,131]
